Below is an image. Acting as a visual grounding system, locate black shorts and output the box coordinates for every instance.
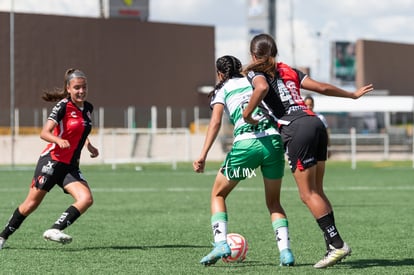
[280,115,328,172]
[31,154,87,192]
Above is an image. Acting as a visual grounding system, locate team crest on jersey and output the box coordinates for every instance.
[71,111,78,118]
[41,161,55,175]
[285,80,298,93]
[38,175,46,185]
[247,71,255,78]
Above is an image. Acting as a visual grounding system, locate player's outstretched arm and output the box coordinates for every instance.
[302,77,374,99]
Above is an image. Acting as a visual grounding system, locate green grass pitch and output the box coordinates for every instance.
[0,161,413,274]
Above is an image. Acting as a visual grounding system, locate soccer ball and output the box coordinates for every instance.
[222,233,248,263]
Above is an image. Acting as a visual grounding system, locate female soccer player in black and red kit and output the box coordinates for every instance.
[0,68,99,249]
[243,34,374,268]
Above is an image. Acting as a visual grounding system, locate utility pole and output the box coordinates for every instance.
[290,0,296,67]
[10,0,15,168]
[269,0,277,38]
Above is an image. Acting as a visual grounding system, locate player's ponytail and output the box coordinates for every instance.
[244,33,278,79]
[42,68,86,102]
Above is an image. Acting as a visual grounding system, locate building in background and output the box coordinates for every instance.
[247,0,303,68]
[356,39,414,96]
[331,41,356,84]
[0,11,215,128]
[101,0,149,20]
[247,0,276,39]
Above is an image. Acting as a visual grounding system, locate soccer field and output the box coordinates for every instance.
[0,161,413,274]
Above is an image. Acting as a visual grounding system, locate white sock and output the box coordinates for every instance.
[272,218,290,251]
[275,226,290,251]
[212,220,227,243]
[211,212,228,243]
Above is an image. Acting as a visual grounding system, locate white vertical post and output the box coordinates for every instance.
[14,108,19,136]
[384,134,389,160]
[350,127,356,170]
[147,106,157,159]
[99,107,104,164]
[384,111,391,131]
[151,106,157,133]
[166,106,172,133]
[42,108,47,123]
[99,107,104,130]
[127,106,135,130]
[111,128,116,170]
[194,106,199,133]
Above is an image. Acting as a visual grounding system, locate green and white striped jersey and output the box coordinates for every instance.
[210,77,277,138]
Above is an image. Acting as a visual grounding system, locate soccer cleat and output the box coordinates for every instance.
[313,243,352,268]
[0,237,6,250]
[43,229,72,244]
[200,240,231,266]
[279,248,295,266]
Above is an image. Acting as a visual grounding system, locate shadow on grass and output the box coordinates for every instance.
[7,244,210,251]
[8,245,414,269]
[201,260,277,268]
[218,258,414,269]
[344,258,414,269]
[107,244,210,250]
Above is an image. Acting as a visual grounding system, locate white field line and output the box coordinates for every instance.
[1,186,414,193]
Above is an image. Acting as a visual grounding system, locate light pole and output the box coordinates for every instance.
[316,31,321,80]
[289,0,296,67]
[10,0,15,168]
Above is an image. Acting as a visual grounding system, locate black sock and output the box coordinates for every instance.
[0,208,27,239]
[51,205,81,231]
[317,212,344,249]
[323,211,335,251]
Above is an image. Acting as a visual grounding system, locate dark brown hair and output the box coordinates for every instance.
[243,33,278,78]
[209,55,243,98]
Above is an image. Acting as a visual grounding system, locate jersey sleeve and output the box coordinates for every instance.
[48,99,67,124]
[293,68,308,85]
[246,70,265,87]
[210,88,225,109]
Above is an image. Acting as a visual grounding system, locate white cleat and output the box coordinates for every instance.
[43,229,72,244]
[0,237,6,250]
[314,243,351,268]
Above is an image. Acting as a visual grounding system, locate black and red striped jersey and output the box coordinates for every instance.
[40,98,93,166]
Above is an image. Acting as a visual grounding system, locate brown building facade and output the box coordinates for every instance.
[0,12,215,127]
[356,39,414,95]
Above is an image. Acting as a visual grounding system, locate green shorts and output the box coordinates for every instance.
[220,134,285,180]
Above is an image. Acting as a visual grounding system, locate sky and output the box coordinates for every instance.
[1,0,414,82]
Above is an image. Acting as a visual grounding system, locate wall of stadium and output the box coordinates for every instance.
[0,12,215,127]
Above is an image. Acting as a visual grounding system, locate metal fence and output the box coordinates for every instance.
[0,106,413,168]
